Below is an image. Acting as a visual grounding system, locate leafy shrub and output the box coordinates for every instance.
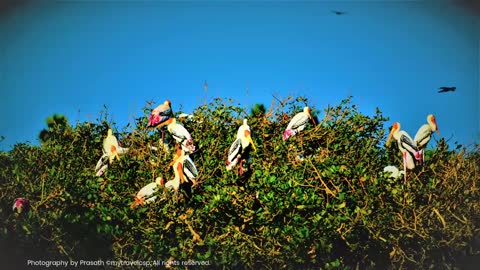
[0,96,479,269]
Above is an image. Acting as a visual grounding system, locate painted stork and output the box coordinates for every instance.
[226,119,257,175]
[130,177,165,209]
[148,100,173,128]
[165,118,196,152]
[171,144,199,186]
[283,106,316,141]
[386,122,421,182]
[103,129,121,164]
[148,100,173,142]
[13,198,28,213]
[414,114,440,164]
[97,129,128,176]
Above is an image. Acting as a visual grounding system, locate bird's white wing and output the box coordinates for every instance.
[414,124,431,149]
[287,113,309,131]
[171,124,191,143]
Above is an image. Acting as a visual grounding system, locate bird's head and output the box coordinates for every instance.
[164,100,172,107]
[427,114,440,134]
[244,129,257,152]
[386,122,400,146]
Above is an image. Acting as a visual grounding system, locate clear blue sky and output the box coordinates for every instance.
[1,0,478,151]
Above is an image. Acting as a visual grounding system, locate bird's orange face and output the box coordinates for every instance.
[386,122,400,146]
[429,115,440,134]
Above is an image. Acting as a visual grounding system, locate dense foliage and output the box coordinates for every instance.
[1,96,479,269]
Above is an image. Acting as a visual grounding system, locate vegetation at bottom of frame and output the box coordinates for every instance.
[0,96,479,269]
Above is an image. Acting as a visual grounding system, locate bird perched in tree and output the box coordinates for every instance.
[97,129,128,176]
[103,129,121,164]
[227,119,257,175]
[164,118,196,152]
[414,114,440,164]
[170,144,199,186]
[283,106,316,140]
[148,100,174,143]
[386,122,422,182]
[438,86,456,93]
[13,198,29,213]
[148,100,173,128]
[130,177,165,209]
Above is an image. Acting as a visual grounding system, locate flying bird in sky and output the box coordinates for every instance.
[438,86,456,93]
[332,10,347,15]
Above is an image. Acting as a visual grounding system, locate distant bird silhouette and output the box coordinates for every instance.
[332,10,347,15]
[438,86,456,93]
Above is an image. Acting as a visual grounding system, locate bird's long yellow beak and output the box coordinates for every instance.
[244,130,256,152]
[432,118,440,135]
[386,128,394,146]
[309,112,316,126]
[110,145,120,161]
[248,135,257,152]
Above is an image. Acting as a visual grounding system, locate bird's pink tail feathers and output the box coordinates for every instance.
[414,151,423,164]
[283,129,294,140]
